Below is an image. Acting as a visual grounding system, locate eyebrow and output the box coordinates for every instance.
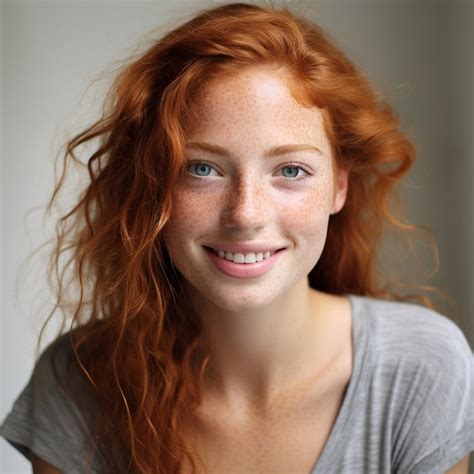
[185,141,322,158]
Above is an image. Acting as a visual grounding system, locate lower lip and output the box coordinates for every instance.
[203,247,285,279]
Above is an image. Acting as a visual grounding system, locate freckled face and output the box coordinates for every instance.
[163,67,348,312]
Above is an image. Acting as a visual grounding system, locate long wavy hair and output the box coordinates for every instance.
[27,2,450,473]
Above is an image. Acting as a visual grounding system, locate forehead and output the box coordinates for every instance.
[186,67,330,153]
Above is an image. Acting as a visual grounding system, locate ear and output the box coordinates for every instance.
[331,166,349,215]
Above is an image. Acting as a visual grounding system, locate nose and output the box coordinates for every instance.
[220,174,269,234]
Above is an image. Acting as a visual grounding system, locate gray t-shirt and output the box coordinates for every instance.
[1,294,473,473]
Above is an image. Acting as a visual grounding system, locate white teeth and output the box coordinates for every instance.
[233,253,245,263]
[212,248,277,263]
[245,253,256,264]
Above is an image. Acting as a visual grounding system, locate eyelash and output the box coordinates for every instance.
[186,161,312,181]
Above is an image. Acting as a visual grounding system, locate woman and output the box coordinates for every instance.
[1,2,472,473]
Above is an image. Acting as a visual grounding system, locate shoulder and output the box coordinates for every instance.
[25,328,96,422]
[350,295,474,472]
[32,332,76,385]
[33,329,101,428]
[28,331,95,408]
[1,329,103,473]
[351,295,473,373]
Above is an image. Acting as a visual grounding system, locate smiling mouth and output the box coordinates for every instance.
[203,246,285,264]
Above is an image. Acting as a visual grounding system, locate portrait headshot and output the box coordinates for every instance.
[1,1,473,473]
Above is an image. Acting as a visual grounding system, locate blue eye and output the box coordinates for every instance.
[280,165,309,180]
[281,166,300,178]
[188,163,216,177]
[186,162,311,181]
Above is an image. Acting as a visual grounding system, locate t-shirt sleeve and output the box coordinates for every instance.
[393,313,474,474]
[0,336,102,473]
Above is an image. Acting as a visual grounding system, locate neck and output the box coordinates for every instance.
[186,280,335,412]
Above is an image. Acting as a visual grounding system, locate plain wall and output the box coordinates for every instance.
[1,1,472,472]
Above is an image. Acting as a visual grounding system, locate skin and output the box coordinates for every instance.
[163,65,350,419]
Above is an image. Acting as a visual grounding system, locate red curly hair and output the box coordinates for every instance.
[29,2,449,473]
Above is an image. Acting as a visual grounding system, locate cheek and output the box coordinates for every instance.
[281,200,330,245]
[180,186,209,216]
[278,176,334,234]
[166,188,218,237]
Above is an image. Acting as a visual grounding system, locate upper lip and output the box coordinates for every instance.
[204,242,286,254]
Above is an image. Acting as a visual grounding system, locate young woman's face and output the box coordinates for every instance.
[163,67,348,312]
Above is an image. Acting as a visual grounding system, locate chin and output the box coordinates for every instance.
[198,283,288,314]
[215,298,272,313]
